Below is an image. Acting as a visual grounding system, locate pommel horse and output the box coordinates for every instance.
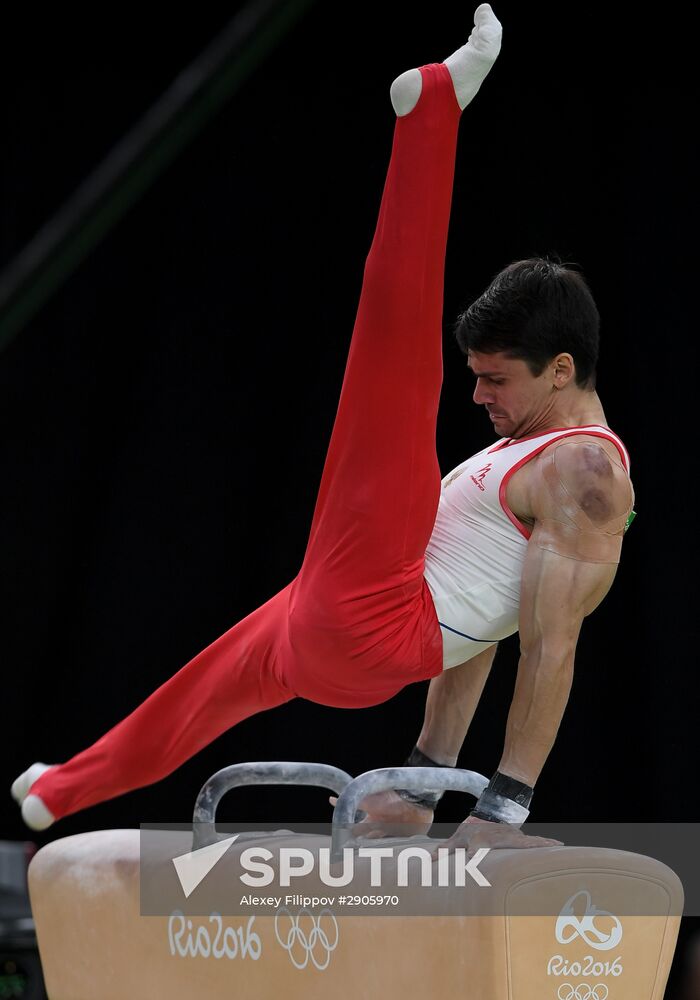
[28,762,682,999]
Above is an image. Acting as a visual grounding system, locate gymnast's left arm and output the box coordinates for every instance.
[498,441,634,789]
[497,530,615,788]
[438,441,634,854]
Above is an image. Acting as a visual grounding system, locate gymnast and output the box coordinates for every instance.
[12,4,634,854]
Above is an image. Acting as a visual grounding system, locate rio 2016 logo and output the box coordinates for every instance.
[167,908,340,971]
[547,890,624,987]
[555,891,623,951]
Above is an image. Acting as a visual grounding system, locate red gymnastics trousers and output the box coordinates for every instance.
[31,64,461,821]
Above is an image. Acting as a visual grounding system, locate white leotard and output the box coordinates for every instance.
[423,425,631,669]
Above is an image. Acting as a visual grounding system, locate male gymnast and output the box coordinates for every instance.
[12,5,634,854]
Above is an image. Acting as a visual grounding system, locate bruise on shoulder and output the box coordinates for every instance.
[533,440,635,564]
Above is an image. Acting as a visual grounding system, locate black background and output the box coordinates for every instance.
[0,2,697,993]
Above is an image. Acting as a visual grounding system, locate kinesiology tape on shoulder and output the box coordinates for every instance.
[395,745,453,811]
[535,443,633,564]
[470,771,533,825]
[534,519,624,563]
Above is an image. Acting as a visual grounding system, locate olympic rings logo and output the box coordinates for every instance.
[274,907,339,970]
[557,985,609,1000]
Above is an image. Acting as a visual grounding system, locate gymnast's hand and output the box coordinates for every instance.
[328,789,434,839]
[432,815,563,859]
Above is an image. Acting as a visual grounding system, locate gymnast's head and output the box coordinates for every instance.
[455,257,602,438]
[455,256,600,387]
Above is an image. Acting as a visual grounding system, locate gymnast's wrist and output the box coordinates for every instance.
[469,770,534,826]
[394,744,454,811]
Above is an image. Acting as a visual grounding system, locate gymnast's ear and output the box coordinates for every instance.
[549,353,575,389]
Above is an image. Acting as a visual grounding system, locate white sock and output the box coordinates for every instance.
[11,762,52,804]
[444,3,503,110]
[22,794,56,831]
[390,4,503,117]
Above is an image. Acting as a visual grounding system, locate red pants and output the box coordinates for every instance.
[32,64,462,821]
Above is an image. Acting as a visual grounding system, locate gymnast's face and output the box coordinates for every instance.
[467,349,560,439]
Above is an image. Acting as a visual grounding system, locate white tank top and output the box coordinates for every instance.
[423,425,631,669]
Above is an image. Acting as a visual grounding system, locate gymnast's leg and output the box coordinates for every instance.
[12,585,296,828]
[287,7,502,702]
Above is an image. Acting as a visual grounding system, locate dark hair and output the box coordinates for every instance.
[454,257,600,389]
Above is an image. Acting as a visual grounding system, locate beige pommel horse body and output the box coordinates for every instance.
[28,762,683,999]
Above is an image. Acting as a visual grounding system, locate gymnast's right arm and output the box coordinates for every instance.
[333,646,498,832]
[414,644,498,766]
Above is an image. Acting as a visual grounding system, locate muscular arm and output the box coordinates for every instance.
[417,644,498,765]
[498,440,634,786]
[499,545,609,783]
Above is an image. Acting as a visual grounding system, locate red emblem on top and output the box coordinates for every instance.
[470,463,493,492]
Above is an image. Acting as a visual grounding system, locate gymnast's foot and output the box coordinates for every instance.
[390,3,503,116]
[11,763,57,830]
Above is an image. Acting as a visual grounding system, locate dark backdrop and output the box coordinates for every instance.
[0,3,696,984]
